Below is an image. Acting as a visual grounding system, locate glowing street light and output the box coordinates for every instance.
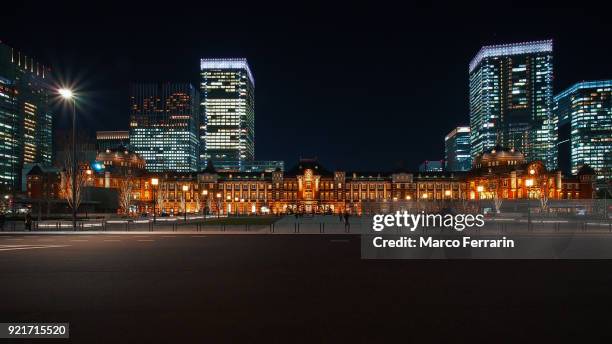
[151,177,159,224]
[201,189,208,216]
[58,88,73,99]
[182,185,189,221]
[59,88,77,230]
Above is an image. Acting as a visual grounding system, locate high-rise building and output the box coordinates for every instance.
[96,130,129,152]
[554,80,612,181]
[0,42,53,192]
[129,83,199,172]
[419,160,444,172]
[445,126,472,171]
[200,58,255,170]
[469,40,555,169]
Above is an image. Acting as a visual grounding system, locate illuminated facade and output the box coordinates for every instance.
[554,80,612,181]
[468,147,595,200]
[469,40,555,169]
[200,58,255,170]
[445,126,471,171]
[29,154,596,215]
[96,131,129,152]
[0,42,53,192]
[129,83,199,172]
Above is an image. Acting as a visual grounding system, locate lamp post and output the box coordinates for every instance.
[216,193,221,219]
[59,88,77,230]
[151,177,159,224]
[202,189,208,217]
[182,185,189,221]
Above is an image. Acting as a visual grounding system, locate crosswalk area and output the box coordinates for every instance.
[0,234,212,254]
[0,244,69,252]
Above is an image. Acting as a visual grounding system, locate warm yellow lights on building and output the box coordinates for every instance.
[422,193,428,199]
[529,169,535,175]
[525,179,534,187]
[151,177,159,186]
[444,190,451,196]
[477,185,484,192]
[182,185,189,192]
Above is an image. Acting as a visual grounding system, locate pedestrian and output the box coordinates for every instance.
[344,212,350,230]
[0,212,5,231]
[25,212,32,231]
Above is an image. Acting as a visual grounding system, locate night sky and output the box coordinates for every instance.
[1,4,609,171]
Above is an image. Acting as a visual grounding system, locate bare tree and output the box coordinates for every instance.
[493,193,503,214]
[180,192,186,214]
[539,192,549,214]
[60,163,84,214]
[194,192,201,213]
[118,175,133,216]
[156,185,166,214]
[56,130,91,215]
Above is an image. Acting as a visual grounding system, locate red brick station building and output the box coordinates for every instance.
[26,146,596,215]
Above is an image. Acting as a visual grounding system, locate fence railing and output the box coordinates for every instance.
[1,216,611,234]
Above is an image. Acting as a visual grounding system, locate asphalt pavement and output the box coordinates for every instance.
[0,233,610,342]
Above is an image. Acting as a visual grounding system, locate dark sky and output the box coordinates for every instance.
[1,4,609,171]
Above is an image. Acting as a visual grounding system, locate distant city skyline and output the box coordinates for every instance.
[0,5,609,172]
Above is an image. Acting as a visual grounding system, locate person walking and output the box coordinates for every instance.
[25,212,32,231]
[0,212,5,231]
[343,211,350,232]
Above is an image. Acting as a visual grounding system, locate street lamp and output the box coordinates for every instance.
[182,185,189,221]
[59,88,77,230]
[216,192,222,219]
[201,189,208,216]
[151,177,159,224]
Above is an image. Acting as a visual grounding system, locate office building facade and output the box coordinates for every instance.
[445,126,472,171]
[554,80,612,181]
[419,160,444,172]
[200,58,255,170]
[129,83,199,172]
[0,42,53,192]
[96,130,129,152]
[469,40,555,169]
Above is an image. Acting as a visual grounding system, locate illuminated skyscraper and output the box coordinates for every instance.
[469,40,555,169]
[200,58,255,170]
[96,131,130,152]
[0,42,53,192]
[554,80,612,181]
[445,126,472,171]
[129,83,199,172]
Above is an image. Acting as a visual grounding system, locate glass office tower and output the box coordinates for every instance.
[129,83,199,172]
[96,131,130,152]
[0,42,53,192]
[445,126,472,171]
[469,40,555,169]
[554,80,612,181]
[200,58,255,170]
